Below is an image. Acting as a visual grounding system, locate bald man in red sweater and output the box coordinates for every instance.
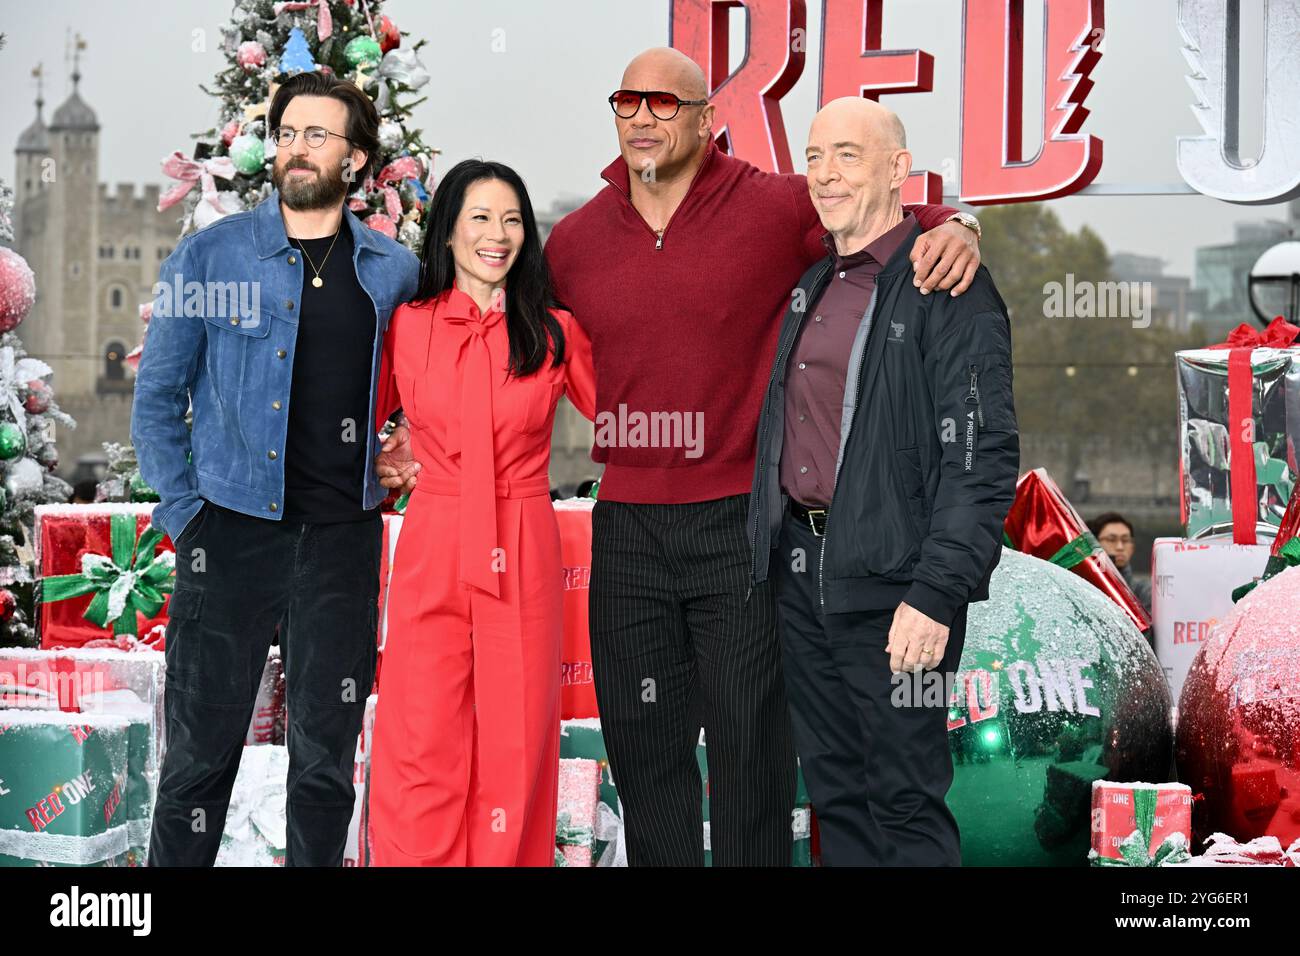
[540,47,982,867]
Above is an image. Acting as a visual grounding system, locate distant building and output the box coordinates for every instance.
[1109,252,1206,333]
[537,194,588,244]
[1194,201,1300,337]
[13,65,182,478]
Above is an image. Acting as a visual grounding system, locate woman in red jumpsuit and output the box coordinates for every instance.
[369,160,595,866]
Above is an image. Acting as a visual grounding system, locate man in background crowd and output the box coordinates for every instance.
[1089,511,1151,615]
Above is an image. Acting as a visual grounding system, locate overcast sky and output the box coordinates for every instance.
[3,0,1293,276]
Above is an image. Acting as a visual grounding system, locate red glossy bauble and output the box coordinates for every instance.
[24,379,51,414]
[378,15,400,53]
[0,588,15,624]
[1176,564,1300,850]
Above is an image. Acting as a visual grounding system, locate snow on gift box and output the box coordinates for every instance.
[0,709,150,866]
[945,548,1173,866]
[1176,563,1300,851]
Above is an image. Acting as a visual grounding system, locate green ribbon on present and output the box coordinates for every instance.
[1002,530,1099,571]
[1091,831,1192,867]
[1047,531,1101,571]
[1232,536,1300,603]
[41,512,176,636]
[555,811,593,848]
[394,492,410,514]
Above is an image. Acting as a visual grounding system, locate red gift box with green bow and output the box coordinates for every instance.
[1089,781,1193,866]
[34,505,176,651]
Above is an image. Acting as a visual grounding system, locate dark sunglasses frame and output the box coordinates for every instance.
[608,89,709,121]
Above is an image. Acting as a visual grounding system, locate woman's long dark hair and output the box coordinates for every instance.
[413,159,565,377]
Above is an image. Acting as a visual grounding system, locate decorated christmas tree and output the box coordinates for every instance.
[157,0,438,249]
[0,176,78,646]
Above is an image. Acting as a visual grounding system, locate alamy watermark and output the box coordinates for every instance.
[593,404,704,459]
[152,274,262,326]
[1042,274,1152,329]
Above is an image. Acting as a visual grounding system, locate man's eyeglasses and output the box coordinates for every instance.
[608,90,708,121]
[1098,535,1134,547]
[271,125,351,149]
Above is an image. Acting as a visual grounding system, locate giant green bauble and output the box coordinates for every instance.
[946,548,1173,865]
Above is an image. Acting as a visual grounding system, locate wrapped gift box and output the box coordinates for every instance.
[1088,781,1193,866]
[1177,332,1300,543]
[1004,469,1151,633]
[555,757,602,867]
[0,645,164,862]
[1150,536,1271,708]
[559,718,815,866]
[0,709,149,866]
[34,503,175,650]
[215,745,287,867]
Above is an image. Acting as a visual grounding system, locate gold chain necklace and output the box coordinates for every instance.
[289,227,341,288]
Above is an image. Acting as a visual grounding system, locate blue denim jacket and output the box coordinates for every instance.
[132,190,420,542]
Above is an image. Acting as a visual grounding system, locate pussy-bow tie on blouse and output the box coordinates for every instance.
[440,288,506,597]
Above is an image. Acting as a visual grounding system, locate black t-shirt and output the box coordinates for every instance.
[282,226,380,523]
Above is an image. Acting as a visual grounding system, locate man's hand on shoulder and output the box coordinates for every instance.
[911,218,981,297]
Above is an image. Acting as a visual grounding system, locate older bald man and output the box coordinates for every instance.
[746,99,1019,865]
[540,49,984,866]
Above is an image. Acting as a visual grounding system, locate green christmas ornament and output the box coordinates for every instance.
[944,548,1172,866]
[0,421,26,460]
[344,35,382,70]
[229,132,266,176]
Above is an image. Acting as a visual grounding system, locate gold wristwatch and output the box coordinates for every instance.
[947,212,982,240]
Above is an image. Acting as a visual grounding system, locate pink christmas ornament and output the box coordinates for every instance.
[0,247,36,333]
[237,40,267,71]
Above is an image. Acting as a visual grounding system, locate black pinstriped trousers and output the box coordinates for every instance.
[588,494,797,866]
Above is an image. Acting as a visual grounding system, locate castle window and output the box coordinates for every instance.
[109,288,123,310]
[104,341,128,381]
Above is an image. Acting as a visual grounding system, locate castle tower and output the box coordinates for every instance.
[13,66,51,253]
[45,37,100,397]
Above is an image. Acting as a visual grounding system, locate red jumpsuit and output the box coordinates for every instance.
[369,284,596,866]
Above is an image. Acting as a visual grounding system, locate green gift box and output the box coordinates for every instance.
[0,709,145,866]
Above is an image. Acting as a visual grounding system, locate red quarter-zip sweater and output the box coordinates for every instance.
[544,139,956,504]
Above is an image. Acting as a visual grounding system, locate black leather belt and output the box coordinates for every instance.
[787,497,829,537]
